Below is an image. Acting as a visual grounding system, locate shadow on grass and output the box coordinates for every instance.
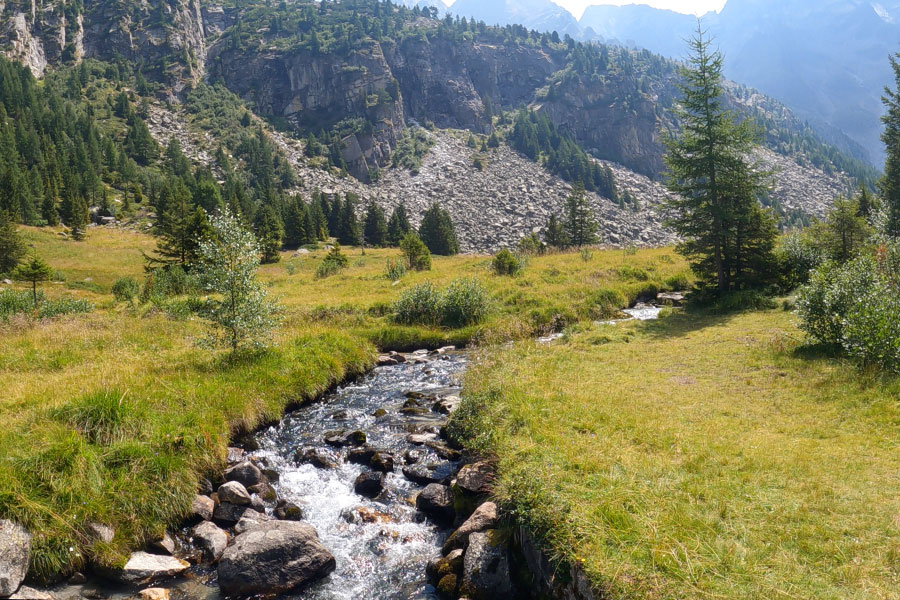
[636,308,738,340]
[791,342,844,362]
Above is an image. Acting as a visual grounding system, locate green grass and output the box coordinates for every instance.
[450,308,900,599]
[0,227,690,581]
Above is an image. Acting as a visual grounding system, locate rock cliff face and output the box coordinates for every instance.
[0,0,75,76]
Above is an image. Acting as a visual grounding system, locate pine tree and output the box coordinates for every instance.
[387,202,411,246]
[543,213,568,248]
[418,203,459,255]
[664,25,777,293]
[825,195,870,262]
[564,183,598,247]
[337,194,360,245]
[881,52,900,236]
[69,196,89,241]
[254,204,285,263]
[13,253,53,307]
[283,197,310,248]
[363,201,387,247]
[153,185,210,267]
[0,210,25,274]
[857,184,874,219]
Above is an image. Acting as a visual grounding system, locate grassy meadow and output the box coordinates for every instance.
[451,308,900,599]
[0,226,690,580]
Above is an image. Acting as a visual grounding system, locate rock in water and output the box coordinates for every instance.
[416,484,455,522]
[120,552,190,584]
[0,519,31,597]
[443,502,499,553]
[8,585,54,599]
[191,521,229,563]
[136,588,170,600]
[460,531,514,600]
[455,461,493,495]
[354,471,385,498]
[191,495,215,521]
[225,461,265,487]
[217,521,336,597]
[217,481,251,505]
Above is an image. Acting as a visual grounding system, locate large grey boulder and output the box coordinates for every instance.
[120,552,190,584]
[191,521,229,563]
[217,481,251,506]
[0,520,31,597]
[443,502,498,553]
[191,494,215,521]
[416,483,454,523]
[460,530,514,600]
[217,521,336,597]
[224,461,265,487]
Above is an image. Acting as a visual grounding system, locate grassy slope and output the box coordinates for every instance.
[1,227,690,580]
[455,309,900,599]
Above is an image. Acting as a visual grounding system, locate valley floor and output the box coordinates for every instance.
[454,308,900,599]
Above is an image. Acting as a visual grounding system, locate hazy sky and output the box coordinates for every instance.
[444,0,728,20]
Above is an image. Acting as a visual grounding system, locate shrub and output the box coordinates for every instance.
[392,278,491,328]
[111,277,140,303]
[141,265,195,301]
[384,258,407,281]
[0,289,38,320]
[585,288,627,320]
[400,232,432,271]
[38,298,93,319]
[777,231,824,289]
[579,247,594,262]
[517,233,544,256]
[492,248,524,276]
[796,258,875,346]
[441,278,490,327]
[392,282,443,326]
[663,273,691,290]
[315,245,350,279]
[615,265,650,281]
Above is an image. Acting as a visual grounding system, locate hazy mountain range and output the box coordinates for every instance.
[446,0,900,167]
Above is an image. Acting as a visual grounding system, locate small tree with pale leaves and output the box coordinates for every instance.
[197,208,280,353]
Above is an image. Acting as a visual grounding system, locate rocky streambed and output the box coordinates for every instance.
[1,347,515,600]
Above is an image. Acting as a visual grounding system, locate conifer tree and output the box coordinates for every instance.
[69,196,89,241]
[564,183,598,247]
[153,184,210,267]
[0,210,25,274]
[387,202,411,246]
[363,200,387,247]
[283,197,310,248]
[13,253,53,307]
[418,203,459,255]
[254,204,285,263]
[881,52,900,236]
[337,194,360,245]
[543,213,568,248]
[664,25,777,293]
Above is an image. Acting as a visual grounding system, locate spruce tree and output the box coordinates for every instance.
[564,183,598,247]
[418,204,459,255]
[254,204,285,263]
[543,213,568,248]
[337,194,360,246]
[283,197,310,248]
[153,186,210,267]
[363,201,387,247]
[881,52,900,236]
[0,210,25,274]
[664,25,777,293]
[13,253,53,307]
[387,202,411,246]
[69,196,89,241]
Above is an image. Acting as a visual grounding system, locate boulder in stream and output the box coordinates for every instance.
[225,461,265,487]
[455,462,494,495]
[191,521,229,563]
[295,446,340,469]
[274,499,304,521]
[120,552,190,584]
[324,430,367,447]
[443,502,498,553]
[416,484,455,522]
[354,471,385,498]
[217,481,251,506]
[217,521,336,597]
[460,530,514,599]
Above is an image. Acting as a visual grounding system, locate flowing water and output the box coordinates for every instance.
[247,350,468,599]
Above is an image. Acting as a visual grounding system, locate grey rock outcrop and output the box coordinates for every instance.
[0,520,31,597]
[191,521,228,562]
[217,521,336,597]
[460,530,514,600]
[120,552,189,584]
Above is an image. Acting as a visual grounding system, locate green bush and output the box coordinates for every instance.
[400,232,432,271]
[392,282,443,326]
[315,245,350,279]
[384,258,407,281]
[796,258,874,346]
[663,273,690,290]
[0,289,38,320]
[441,277,490,327]
[38,298,93,319]
[111,277,140,303]
[492,248,524,276]
[585,288,627,320]
[141,266,195,301]
[615,265,650,281]
[777,231,824,289]
[392,278,491,328]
